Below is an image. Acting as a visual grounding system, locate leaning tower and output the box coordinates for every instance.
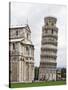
[39,16,58,81]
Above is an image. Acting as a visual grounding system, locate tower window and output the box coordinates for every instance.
[13,43,15,50]
[52,29,53,34]
[51,23,54,26]
[46,23,48,25]
[46,30,47,33]
[16,30,18,36]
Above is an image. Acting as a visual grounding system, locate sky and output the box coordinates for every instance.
[10,2,67,68]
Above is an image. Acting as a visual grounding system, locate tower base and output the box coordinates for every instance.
[39,67,56,81]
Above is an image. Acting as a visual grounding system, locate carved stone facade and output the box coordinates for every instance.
[9,25,34,82]
[39,17,58,81]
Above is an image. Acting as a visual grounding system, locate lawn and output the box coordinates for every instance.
[10,80,66,88]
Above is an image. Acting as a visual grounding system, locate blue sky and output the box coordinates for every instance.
[10,2,66,67]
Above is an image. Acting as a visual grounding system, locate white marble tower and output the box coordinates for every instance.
[39,17,58,81]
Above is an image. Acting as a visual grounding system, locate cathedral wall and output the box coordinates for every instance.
[9,28,25,39]
[9,25,34,83]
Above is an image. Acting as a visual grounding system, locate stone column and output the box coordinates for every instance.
[28,63,31,82]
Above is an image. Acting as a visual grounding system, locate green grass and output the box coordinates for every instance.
[10,81,66,88]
